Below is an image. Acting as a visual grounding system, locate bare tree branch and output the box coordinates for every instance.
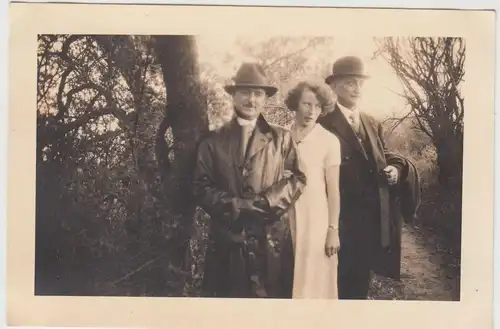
[375,36,465,186]
[262,38,324,69]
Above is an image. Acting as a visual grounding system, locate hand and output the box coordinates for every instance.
[250,196,279,224]
[252,195,271,212]
[383,165,399,185]
[230,197,252,220]
[230,197,267,221]
[325,227,340,257]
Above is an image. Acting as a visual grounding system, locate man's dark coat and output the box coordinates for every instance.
[192,114,306,298]
[318,105,421,295]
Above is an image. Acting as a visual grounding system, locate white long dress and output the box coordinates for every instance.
[289,123,342,299]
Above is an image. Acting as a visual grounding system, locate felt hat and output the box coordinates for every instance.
[325,56,370,84]
[224,62,278,97]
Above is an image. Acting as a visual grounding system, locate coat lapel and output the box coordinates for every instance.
[226,117,245,167]
[326,106,368,159]
[359,113,385,167]
[244,114,273,164]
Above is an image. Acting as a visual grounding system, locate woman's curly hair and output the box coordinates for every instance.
[284,80,336,115]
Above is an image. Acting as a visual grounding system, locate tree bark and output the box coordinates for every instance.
[153,35,209,246]
[435,133,463,188]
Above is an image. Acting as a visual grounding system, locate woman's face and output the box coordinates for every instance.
[296,89,322,126]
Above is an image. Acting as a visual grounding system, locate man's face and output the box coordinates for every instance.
[330,76,365,109]
[232,87,267,120]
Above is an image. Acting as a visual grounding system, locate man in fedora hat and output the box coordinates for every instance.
[318,56,414,299]
[192,62,307,298]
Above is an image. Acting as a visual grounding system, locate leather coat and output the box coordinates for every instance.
[192,114,306,298]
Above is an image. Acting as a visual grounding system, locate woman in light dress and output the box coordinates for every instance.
[285,80,341,299]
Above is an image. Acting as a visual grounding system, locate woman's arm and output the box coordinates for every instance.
[324,133,341,256]
[325,165,341,230]
[324,164,341,257]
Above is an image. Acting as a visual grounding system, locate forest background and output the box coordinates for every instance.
[35,34,464,299]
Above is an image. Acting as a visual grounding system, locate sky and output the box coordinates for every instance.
[196,34,408,119]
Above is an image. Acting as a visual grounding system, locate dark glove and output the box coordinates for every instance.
[230,197,262,221]
[252,195,271,212]
[230,196,278,229]
[252,196,280,224]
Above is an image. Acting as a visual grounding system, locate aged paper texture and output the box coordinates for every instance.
[7,3,495,328]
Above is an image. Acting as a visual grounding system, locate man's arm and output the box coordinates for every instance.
[260,131,307,217]
[377,121,408,182]
[191,137,234,217]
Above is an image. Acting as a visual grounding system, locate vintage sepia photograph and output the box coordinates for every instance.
[7,3,495,329]
[35,33,463,301]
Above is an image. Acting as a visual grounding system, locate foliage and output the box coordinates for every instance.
[373,37,464,189]
[36,35,201,296]
[200,36,336,128]
[36,34,461,299]
[373,37,464,271]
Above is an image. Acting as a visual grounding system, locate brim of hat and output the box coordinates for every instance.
[224,84,278,97]
[325,74,370,84]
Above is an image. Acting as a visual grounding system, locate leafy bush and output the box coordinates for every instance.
[36,35,461,299]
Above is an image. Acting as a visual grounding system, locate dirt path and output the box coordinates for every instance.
[369,223,460,301]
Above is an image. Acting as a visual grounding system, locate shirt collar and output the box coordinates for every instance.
[337,102,359,119]
[236,116,258,128]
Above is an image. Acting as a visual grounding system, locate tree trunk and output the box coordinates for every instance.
[435,133,463,189]
[153,35,209,259]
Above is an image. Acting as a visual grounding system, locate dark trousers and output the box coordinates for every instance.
[337,191,381,300]
[338,248,372,299]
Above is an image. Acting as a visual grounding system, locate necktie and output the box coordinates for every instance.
[348,112,359,133]
[240,124,253,160]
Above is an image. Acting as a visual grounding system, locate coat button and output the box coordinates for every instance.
[242,186,254,196]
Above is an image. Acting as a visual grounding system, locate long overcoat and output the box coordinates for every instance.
[382,152,421,280]
[318,105,412,279]
[192,114,306,298]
